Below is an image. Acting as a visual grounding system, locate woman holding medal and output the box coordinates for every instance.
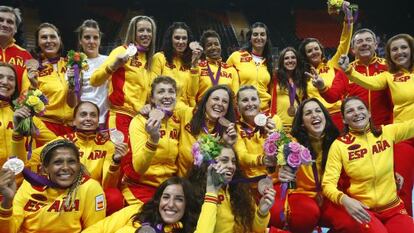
[193,29,239,102]
[338,34,414,216]
[269,47,307,132]
[227,22,274,111]
[298,0,353,130]
[323,96,414,232]
[278,98,360,233]
[177,84,237,177]
[82,177,199,233]
[12,101,128,214]
[21,23,77,146]
[0,139,106,233]
[151,22,198,107]
[188,137,278,233]
[90,15,157,140]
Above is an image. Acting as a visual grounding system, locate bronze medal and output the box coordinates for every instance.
[288,106,296,117]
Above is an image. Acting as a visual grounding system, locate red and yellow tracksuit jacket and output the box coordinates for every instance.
[151,52,197,107]
[12,132,120,190]
[320,56,392,126]
[194,190,270,233]
[123,112,181,188]
[193,59,239,102]
[322,118,414,209]
[307,21,353,114]
[0,178,106,233]
[0,41,32,93]
[347,68,414,123]
[234,114,283,182]
[227,50,271,110]
[90,46,156,118]
[81,204,141,233]
[292,136,323,198]
[0,102,15,166]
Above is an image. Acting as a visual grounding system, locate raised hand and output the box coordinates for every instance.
[338,54,350,71]
[145,116,161,143]
[264,117,276,135]
[305,67,325,90]
[0,168,17,209]
[258,187,276,216]
[13,106,32,131]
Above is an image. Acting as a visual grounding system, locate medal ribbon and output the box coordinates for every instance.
[288,81,296,110]
[207,62,221,86]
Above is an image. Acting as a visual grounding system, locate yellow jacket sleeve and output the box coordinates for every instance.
[187,66,200,107]
[129,115,158,174]
[384,118,414,144]
[328,21,353,70]
[151,52,165,76]
[231,70,240,96]
[90,46,125,86]
[102,156,121,190]
[234,134,264,168]
[322,140,345,205]
[81,180,107,228]
[81,204,141,233]
[194,193,218,233]
[252,206,270,233]
[0,182,27,233]
[347,69,390,91]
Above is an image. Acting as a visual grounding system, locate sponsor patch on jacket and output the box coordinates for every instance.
[95,194,105,211]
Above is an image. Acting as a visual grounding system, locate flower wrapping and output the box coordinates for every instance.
[13,89,48,136]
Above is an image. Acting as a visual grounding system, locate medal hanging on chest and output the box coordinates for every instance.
[287,80,297,117]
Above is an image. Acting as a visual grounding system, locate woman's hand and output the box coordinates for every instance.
[191,47,202,68]
[222,123,237,146]
[145,116,161,143]
[278,166,296,183]
[258,187,276,216]
[110,54,129,72]
[139,104,152,116]
[341,195,371,224]
[206,164,223,194]
[112,142,129,164]
[0,168,17,209]
[338,54,350,71]
[13,106,32,131]
[27,69,39,89]
[306,67,325,91]
[264,118,276,134]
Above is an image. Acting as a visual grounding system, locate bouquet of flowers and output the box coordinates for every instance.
[66,50,88,98]
[264,131,312,189]
[13,89,48,136]
[192,134,224,186]
[327,0,358,26]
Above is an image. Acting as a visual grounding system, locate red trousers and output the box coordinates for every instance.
[394,138,414,216]
[104,187,124,215]
[362,202,414,233]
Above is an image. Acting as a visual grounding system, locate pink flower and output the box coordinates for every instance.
[268,132,281,142]
[192,143,203,167]
[287,152,301,168]
[289,142,301,154]
[300,147,312,164]
[264,141,277,156]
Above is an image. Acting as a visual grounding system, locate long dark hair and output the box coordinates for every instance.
[385,33,414,73]
[291,98,339,170]
[161,22,193,70]
[340,96,382,137]
[242,22,274,76]
[275,47,308,99]
[187,148,255,232]
[298,38,326,73]
[32,22,64,59]
[132,177,199,233]
[190,85,236,136]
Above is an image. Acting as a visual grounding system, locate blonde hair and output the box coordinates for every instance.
[124,15,156,70]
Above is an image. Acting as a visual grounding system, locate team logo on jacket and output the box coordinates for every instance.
[338,134,355,144]
[95,194,105,211]
[393,73,411,82]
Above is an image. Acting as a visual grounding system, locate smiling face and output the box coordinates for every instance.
[72,102,99,131]
[44,147,80,188]
[302,101,326,137]
[237,89,260,120]
[172,28,188,54]
[304,41,322,67]
[205,89,229,121]
[283,50,297,71]
[352,31,377,62]
[0,66,16,98]
[204,37,221,60]
[390,38,411,70]
[135,20,152,48]
[0,11,17,41]
[151,82,177,112]
[38,27,61,58]
[80,27,100,58]
[215,147,237,183]
[343,99,371,130]
[158,184,186,224]
[250,27,267,53]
